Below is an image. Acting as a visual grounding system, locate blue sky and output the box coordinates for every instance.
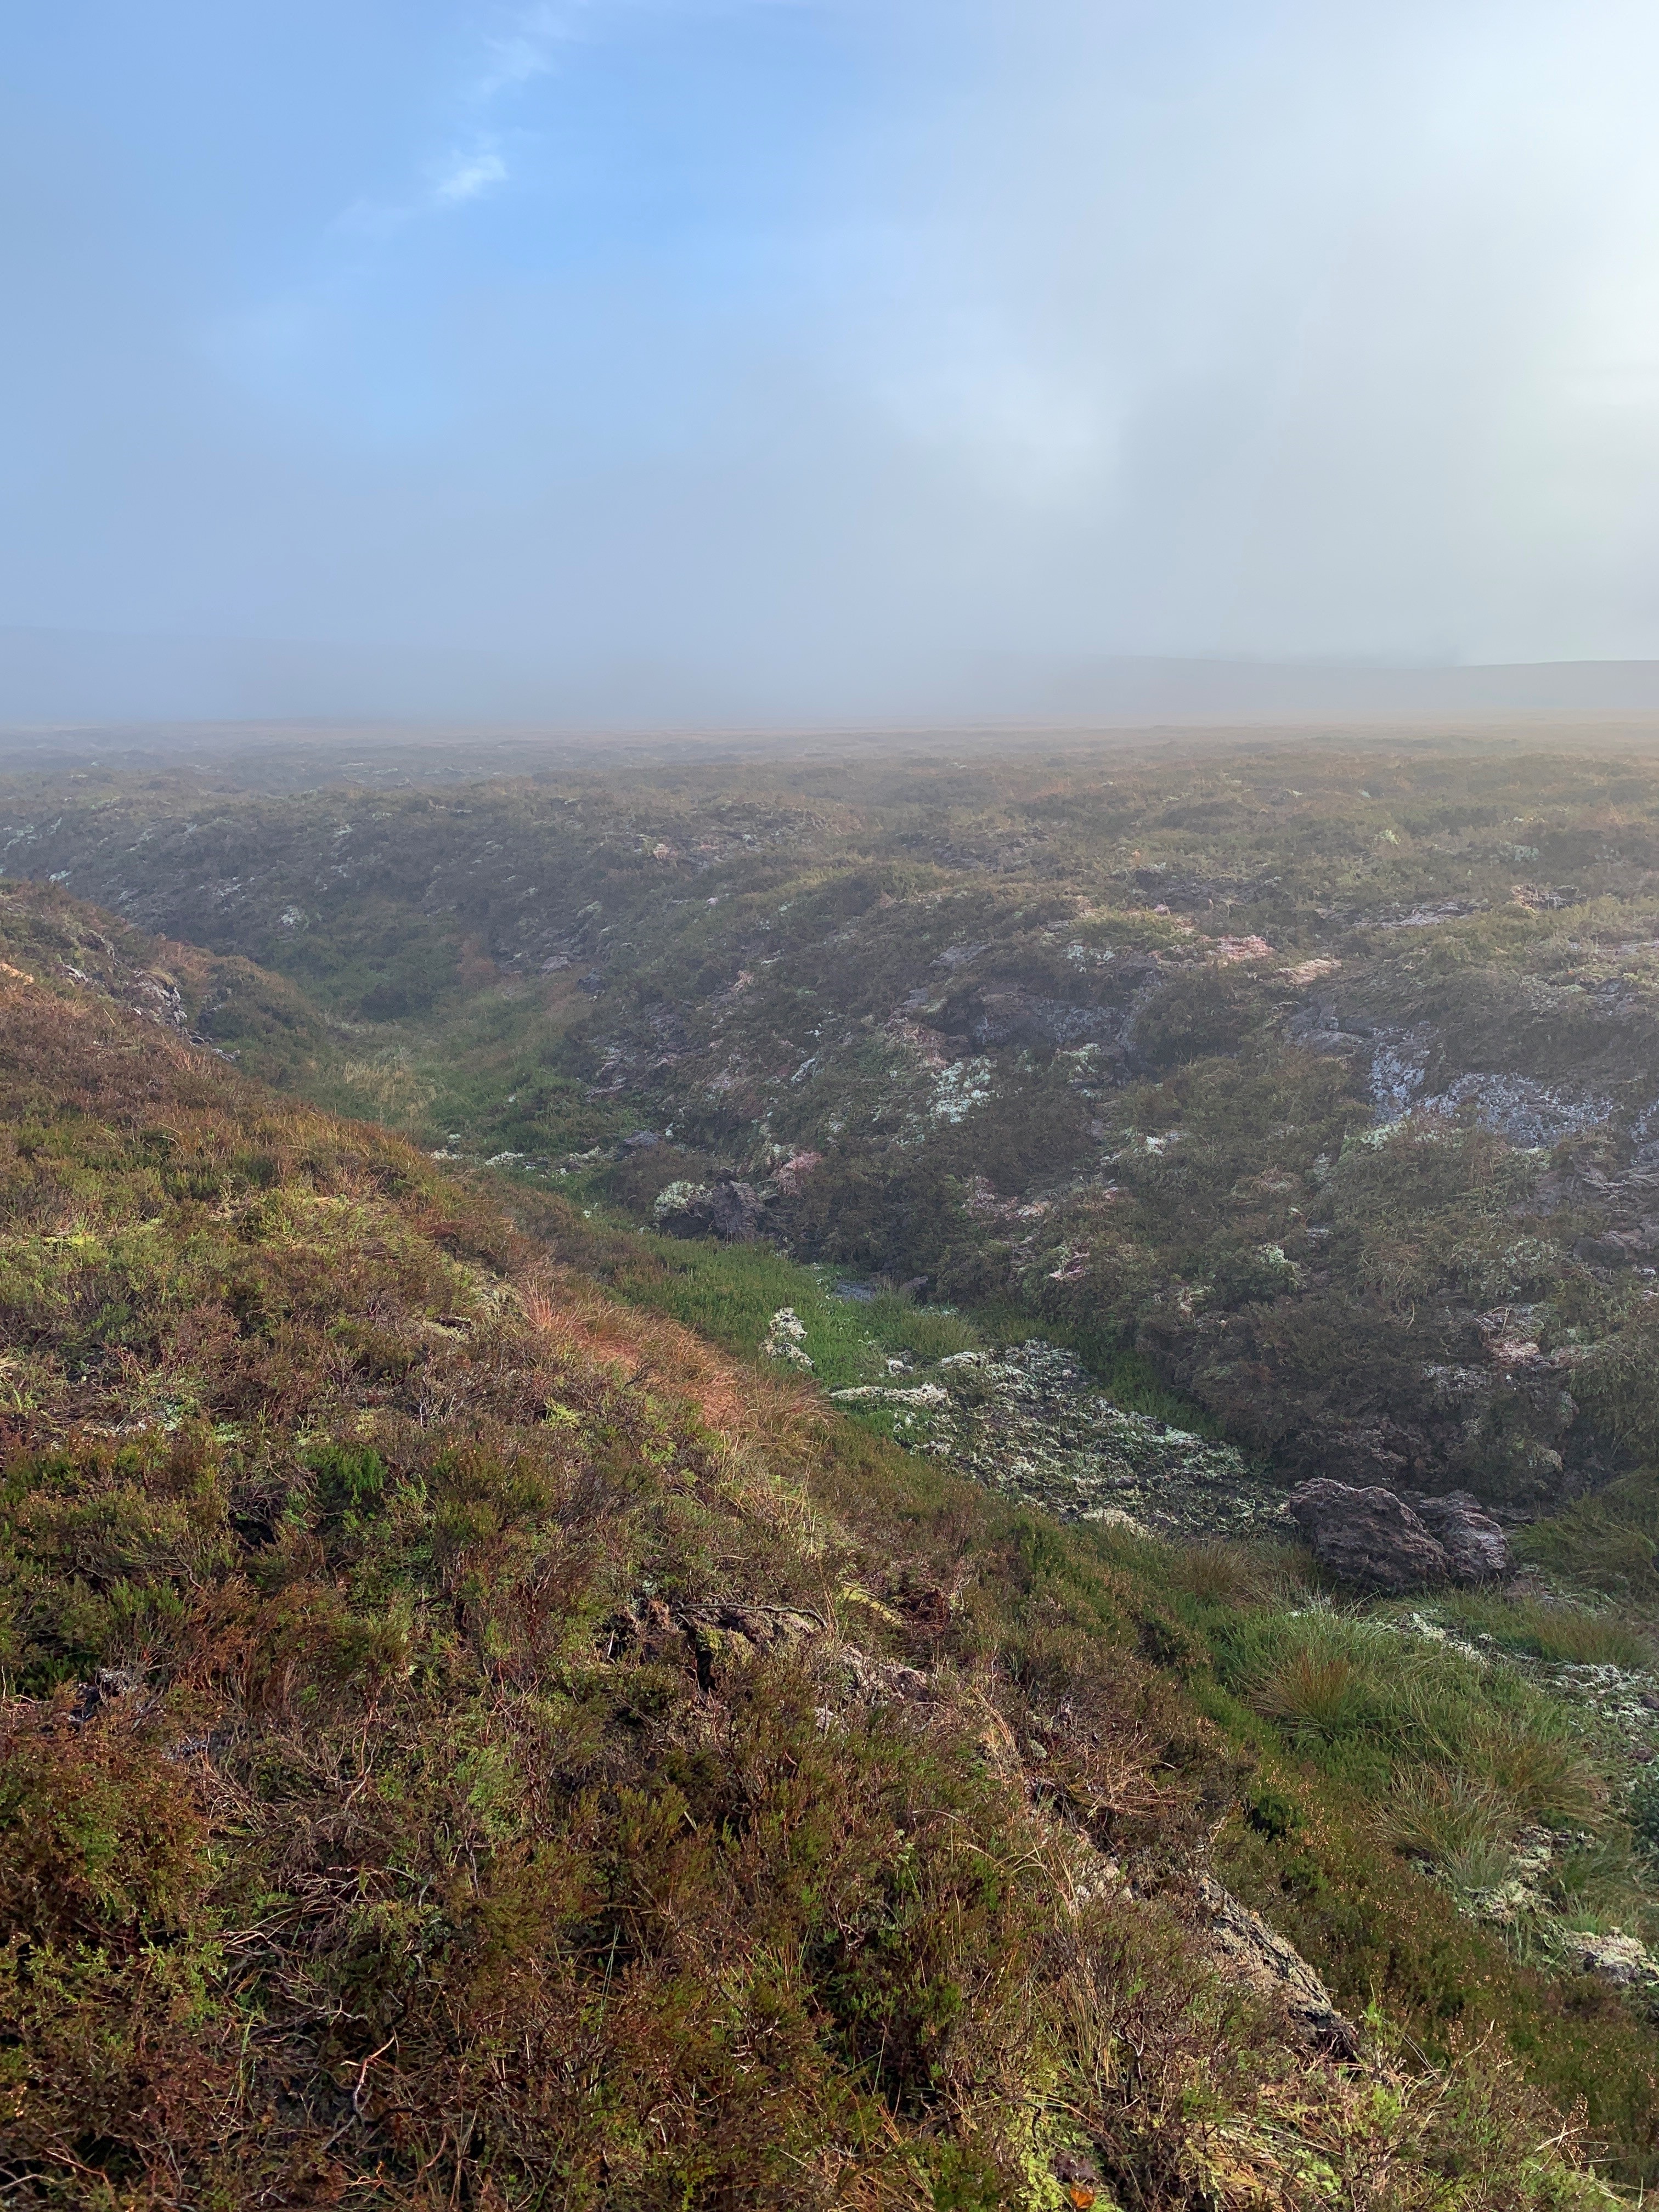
[7,3,1659,721]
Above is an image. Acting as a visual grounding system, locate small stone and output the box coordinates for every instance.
[1568,1932,1659,1990]
[761,1307,814,1369]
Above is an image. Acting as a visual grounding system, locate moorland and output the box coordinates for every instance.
[9,723,1659,2204]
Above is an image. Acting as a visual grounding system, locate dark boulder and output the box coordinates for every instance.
[1403,1490,1511,1581]
[653,1176,765,1242]
[704,1180,764,1240]
[1287,1479,1449,1593]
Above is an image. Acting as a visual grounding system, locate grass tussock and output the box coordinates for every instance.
[1163,1538,1312,1610]
[1223,1612,1607,1833]
[1518,1472,1659,1607]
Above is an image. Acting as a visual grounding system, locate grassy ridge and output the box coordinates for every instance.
[0,960,1650,2203]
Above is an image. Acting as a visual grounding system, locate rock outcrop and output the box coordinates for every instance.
[1565,1931,1659,2004]
[1404,1489,1513,1582]
[761,1306,814,1369]
[652,1176,765,1240]
[607,1594,820,1692]
[1288,1479,1513,1590]
[1287,1480,1451,1592]
[1195,1876,1360,2059]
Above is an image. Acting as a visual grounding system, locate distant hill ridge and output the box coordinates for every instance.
[11,621,1659,724]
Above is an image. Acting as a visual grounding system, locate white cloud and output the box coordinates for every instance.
[432,146,509,205]
[475,5,583,101]
[35,0,1659,715]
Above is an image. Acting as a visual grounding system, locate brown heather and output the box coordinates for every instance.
[0,939,1644,2207]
